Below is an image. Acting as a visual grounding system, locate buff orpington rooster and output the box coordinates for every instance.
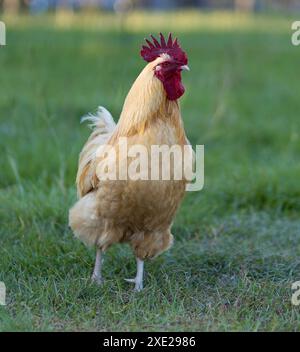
[69,33,191,291]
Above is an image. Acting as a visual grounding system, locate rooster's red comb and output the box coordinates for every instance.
[140,33,188,65]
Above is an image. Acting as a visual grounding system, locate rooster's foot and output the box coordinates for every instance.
[124,278,143,292]
[91,249,103,285]
[91,273,103,286]
[125,258,144,292]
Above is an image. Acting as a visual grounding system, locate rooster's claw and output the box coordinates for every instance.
[124,278,143,292]
[91,274,103,286]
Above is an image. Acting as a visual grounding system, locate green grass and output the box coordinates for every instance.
[0,11,300,331]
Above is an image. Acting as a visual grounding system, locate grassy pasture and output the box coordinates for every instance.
[0,11,299,331]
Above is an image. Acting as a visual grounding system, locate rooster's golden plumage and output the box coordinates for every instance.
[69,33,191,290]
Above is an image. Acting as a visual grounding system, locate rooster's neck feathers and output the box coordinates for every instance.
[114,57,181,137]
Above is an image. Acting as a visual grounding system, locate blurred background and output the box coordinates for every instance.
[1,0,300,13]
[0,0,300,332]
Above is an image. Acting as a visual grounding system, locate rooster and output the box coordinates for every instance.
[69,33,191,291]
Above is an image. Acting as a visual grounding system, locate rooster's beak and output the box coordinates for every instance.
[181,65,190,71]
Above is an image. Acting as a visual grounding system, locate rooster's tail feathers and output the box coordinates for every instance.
[80,106,116,132]
[76,106,116,198]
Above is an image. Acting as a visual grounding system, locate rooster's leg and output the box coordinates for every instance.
[125,258,144,292]
[91,249,103,285]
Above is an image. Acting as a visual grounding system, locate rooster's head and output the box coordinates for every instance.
[140,33,189,101]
